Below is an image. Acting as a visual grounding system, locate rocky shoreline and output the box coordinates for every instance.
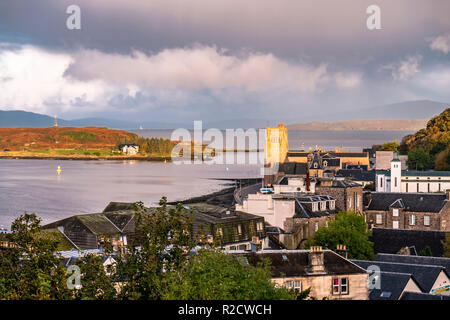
[168,178,262,207]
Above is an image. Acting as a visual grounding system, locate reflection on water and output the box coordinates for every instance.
[0,159,261,228]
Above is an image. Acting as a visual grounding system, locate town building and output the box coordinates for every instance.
[236,247,369,300]
[265,124,289,166]
[364,192,450,231]
[119,144,140,155]
[375,150,408,170]
[42,202,269,252]
[365,271,423,300]
[315,179,364,214]
[286,150,370,168]
[352,259,450,296]
[370,228,449,257]
[336,168,376,187]
[376,152,450,193]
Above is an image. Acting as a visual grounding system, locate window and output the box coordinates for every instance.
[256,221,264,232]
[348,197,352,209]
[323,161,328,167]
[340,278,348,294]
[393,209,399,217]
[424,215,431,226]
[320,201,326,211]
[332,278,349,295]
[428,183,430,193]
[330,201,335,210]
[393,221,399,229]
[410,215,416,226]
[394,177,398,187]
[357,196,360,210]
[285,280,301,290]
[237,224,242,235]
[406,183,408,192]
[376,214,383,224]
[380,177,383,188]
[216,227,223,236]
[314,222,319,232]
[314,163,318,169]
[325,221,329,228]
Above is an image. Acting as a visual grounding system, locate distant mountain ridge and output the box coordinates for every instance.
[1,100,448,129]
[287,119,427,131]
[0,110,183,129]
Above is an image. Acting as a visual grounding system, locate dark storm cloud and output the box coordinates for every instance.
[0,0,449,122]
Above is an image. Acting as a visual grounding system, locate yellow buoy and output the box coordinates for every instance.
[57,165,62,174]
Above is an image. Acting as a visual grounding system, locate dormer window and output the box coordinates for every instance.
[320,201,326,211]
[329,200,335,210]
[314,163,318,169]
[323,161,328,167]
[312,202,318,212]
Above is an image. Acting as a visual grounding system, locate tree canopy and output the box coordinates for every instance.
[305,211,374,260]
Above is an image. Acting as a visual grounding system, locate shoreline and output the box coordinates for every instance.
[0,154,172,161]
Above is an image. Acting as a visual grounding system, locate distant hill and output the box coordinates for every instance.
[287,119,427,131]
[0,110,183,129]
[0,127,138,151]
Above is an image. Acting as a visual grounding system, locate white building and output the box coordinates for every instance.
[376,152,450,193]
[119,144,139,155]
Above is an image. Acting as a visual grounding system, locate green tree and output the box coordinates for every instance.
[162,250,298,300]
[379,140,399,151]
[73,253,117,300]
[114,197,195,299]
[418,246,433,257]
[0,213,72,299]
[407,147,433,170]
[306,211,374,260]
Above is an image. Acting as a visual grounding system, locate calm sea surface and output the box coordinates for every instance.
[0,130,413,228]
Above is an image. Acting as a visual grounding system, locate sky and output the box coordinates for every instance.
[0,0,449,124]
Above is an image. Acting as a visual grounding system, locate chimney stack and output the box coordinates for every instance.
[307,246,325,274]
[336,244,348,259]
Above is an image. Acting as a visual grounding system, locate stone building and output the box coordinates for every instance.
[315,179,364,214]
[237,247,369,300]
[364,192,450,231]
[265,124,289,167]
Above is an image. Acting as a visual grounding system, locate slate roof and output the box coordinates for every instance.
[370,228,448,257]
[336,169,376,182]
[375,253,450,272]
[319,179,362,188]
[239,250,367,277]
[368,271,421,300]
[294,197,337,218]
[71,214,121,235]
[288,151,368,158]
[376,170,450,177]
[351,259,448,292]
[401,292,450,300]
[278,162,308,175]
[103,202,137,213]
[322,158,341,167]
[365,192,448,213]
